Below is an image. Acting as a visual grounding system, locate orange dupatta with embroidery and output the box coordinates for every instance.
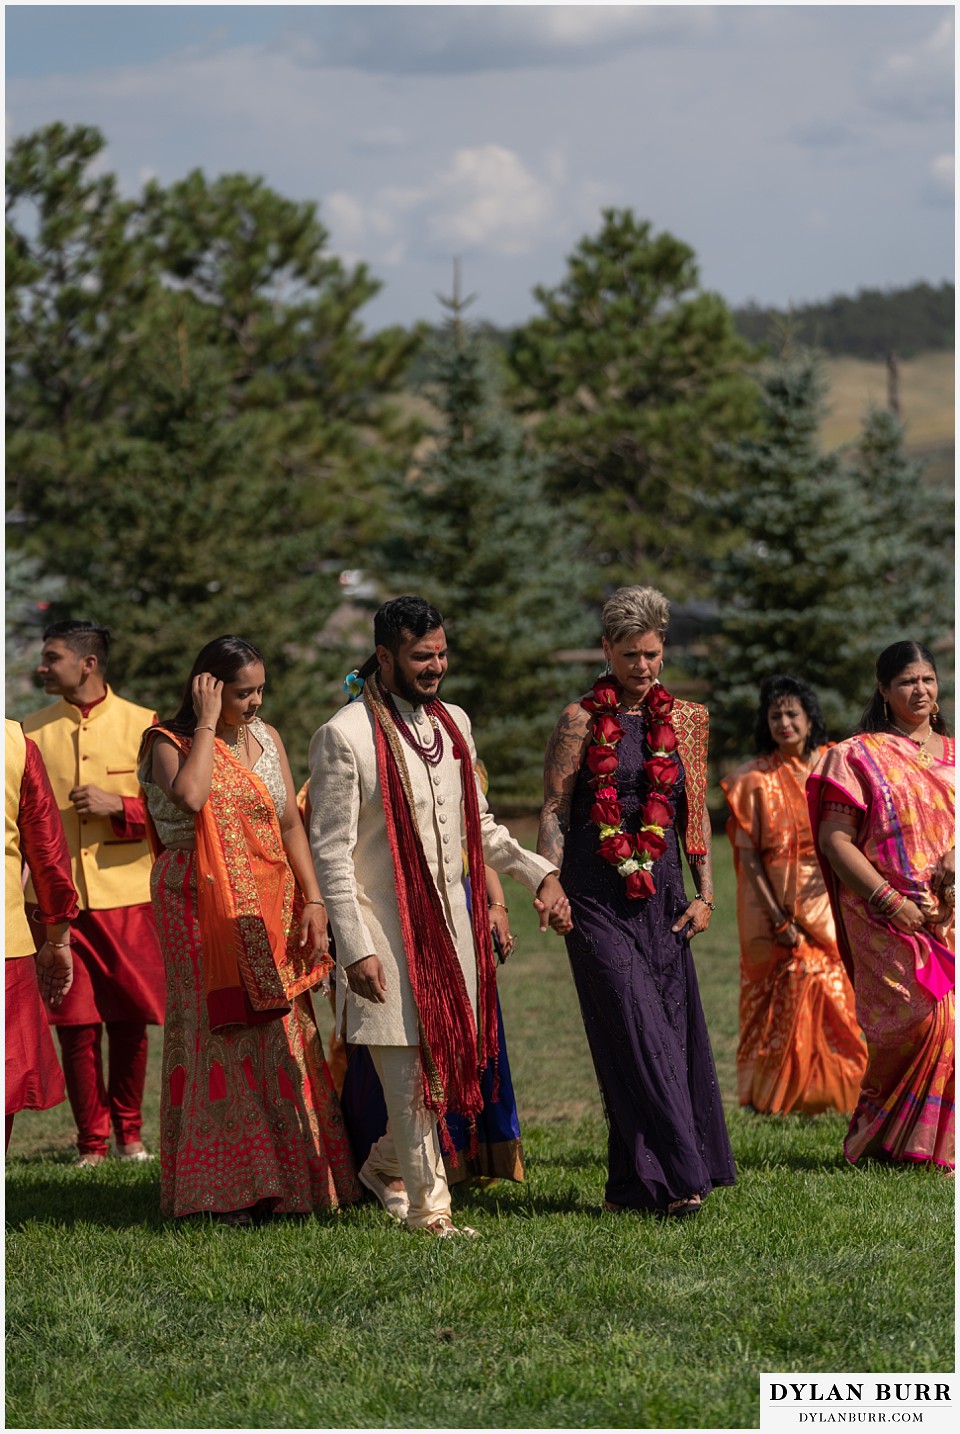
[146,728,328,1030]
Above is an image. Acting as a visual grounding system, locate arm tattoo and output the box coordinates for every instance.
[538,707,590,868]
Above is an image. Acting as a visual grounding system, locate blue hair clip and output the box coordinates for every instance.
[343,670,365,700]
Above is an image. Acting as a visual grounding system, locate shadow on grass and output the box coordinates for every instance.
[517,1148,606,1172]
[5,1169,165,1230]
[4,1167,359,1233]
[451,1182,620,1219]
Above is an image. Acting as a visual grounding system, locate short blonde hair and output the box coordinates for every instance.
[601,586,670,644]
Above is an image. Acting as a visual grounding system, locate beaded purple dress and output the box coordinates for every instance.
[561,711,736,1213]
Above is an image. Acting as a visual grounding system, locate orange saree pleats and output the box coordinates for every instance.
[146,729,328,1031]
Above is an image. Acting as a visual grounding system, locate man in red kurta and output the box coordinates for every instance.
[5,718,79,1150]
[22,621,165,1166]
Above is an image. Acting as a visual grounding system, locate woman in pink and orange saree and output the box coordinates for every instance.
[721,676,866,1116]
[139,636,358,1223]
[809,641,954,1171]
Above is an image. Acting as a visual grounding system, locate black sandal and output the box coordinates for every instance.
[667,1196,702,1219]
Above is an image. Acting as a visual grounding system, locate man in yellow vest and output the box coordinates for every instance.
[23,620,166,1166]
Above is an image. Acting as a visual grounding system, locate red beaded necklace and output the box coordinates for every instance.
[384,691,444,767]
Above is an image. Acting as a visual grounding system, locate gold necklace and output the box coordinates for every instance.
[891,723,933,768]
[222,724,248,763]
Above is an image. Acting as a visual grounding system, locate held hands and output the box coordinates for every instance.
[346,954,388,1004]
[299,903,331,960]
[672,896,712,938]
[192,671,223,727]
[534,874,573,935]
[68,785,124,818]
[36,939,73,1007]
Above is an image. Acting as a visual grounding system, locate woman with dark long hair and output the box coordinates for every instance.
[808,641,954,1169]
[721,676,866,1115]
[139,636,358,1222]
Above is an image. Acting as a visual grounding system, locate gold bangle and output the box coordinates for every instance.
[489,901,508,912]
[45,939,71,949]
[304,898,326,907]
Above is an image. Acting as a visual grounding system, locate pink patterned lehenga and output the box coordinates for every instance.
[808,732,955,1169]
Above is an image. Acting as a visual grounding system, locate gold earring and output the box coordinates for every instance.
[932,702,940,715]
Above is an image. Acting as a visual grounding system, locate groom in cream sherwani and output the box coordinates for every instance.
[309,596,570,1238]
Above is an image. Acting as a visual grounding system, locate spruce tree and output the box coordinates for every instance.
[853,404,953,634]
[381,276,592,803]
[700,347,903,754]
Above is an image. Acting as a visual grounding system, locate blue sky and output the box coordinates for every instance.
[5,4,954,331]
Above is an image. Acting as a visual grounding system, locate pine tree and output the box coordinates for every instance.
[36,292,338,759]
[381,273,593,803]
[6,124,423,765]
[508,208,760,596]
[699,347,905,754]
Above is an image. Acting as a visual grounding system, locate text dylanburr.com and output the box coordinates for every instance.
[761,1376,956,1433]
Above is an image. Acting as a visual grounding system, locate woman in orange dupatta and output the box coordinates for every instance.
[809,642,954,1171]
[721,677,866,1115]
[139,636,359,1222]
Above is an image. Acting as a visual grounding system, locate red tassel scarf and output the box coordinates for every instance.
[364,673,499,1152]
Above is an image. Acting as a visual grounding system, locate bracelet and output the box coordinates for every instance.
[772,916,792,935]
[489,901,508,912]
[869,881,905,917]
[44,938,71,948]
[694,894,715,910]
[303,898,326,907]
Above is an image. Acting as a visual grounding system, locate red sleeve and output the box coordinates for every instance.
[109,713,156,837]
[20,737,80,923]
[110,794,147,839]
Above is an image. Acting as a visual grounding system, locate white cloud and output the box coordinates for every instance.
[325,191,403,267]
[866,14,954,121]
[326,144,558,264]
[427,145,555,255]
[922,153,954,208]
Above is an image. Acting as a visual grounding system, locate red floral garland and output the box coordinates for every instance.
[581,675,681,899]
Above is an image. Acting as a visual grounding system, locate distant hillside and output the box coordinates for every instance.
[405,282,954,381]
[731,281,954,360]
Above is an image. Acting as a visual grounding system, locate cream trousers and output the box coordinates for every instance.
[367,1044,452,1229]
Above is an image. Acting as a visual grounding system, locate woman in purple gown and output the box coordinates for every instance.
[538,586,735,1218]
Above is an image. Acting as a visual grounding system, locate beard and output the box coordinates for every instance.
[391,668,444,707]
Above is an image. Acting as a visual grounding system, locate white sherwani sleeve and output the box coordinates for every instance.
[308,718,374,969]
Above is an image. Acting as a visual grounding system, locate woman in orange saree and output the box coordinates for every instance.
[809,642,954,1170]
[139,636,359,1222]
[722,677,867,1115]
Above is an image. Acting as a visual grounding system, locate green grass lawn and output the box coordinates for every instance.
[5,844,954,1429]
